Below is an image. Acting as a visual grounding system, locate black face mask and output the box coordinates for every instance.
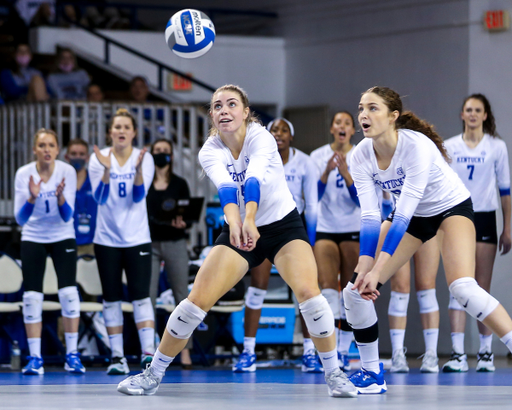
[153,153,171,168]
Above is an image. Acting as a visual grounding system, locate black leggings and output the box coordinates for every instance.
[94,243,152,302]
[21,239,77,292]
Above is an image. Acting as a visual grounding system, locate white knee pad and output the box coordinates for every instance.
[103,300,123,327]
[58,286,80,319]
[132,297,154,323]
[321,288,341,319]
[343,284,378,330]
[245,286,267,310]
[339,292,346,320]
[299,294,335,338]
[166,298,207,339]
[388,291,410,317]
[416,289,439,314]
[448,293,464,311]
[449,277,499,321]
[23,291,43,324]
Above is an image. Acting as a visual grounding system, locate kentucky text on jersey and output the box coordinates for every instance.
[456,157,485,163]
[228,166,247,183]
[110,172,136,180]
[39,190,57,198]
[374,175,406,190]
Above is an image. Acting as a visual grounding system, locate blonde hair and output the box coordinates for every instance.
[33,128,58,147]
[109,108,138,131]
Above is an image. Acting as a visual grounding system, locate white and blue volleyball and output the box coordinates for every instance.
[165,9,216,59]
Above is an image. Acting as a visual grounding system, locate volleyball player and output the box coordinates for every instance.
[89,108,156,375]
[442,94,511,372]
[14,129,84,375]
[117,85,357,397]
[310,111,359,370]
[232,117,322,373]
[344,86,512,394]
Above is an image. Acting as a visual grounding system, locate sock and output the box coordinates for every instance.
[27,337,41,358]
[338,330,353,354]
[318,348,338,374]
[109,333,124,358]
[479,334,493,353]
[357,340,380,373]
[65,332,78,355]
[303,338,315,354]
[138,327,156,355]
[243,337,256,354]
[389,329,405,352]
[451,332,465,354]
[423,328,439,355]
[500,330,512,353]
[150,348,174,378]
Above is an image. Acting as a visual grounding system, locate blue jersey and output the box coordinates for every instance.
[73,172,98,246]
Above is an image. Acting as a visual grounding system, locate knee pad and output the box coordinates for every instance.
[449,277,499,321]
[416,289,439,314]
[299,294,334,338]
[388,291,410,317]
[23,291,43,324]
[245,286,267,310]
[321,288,341,319]
[343,283,377,330]
[166,298,207,340]
[132,297,154,323]
[58,286,80,319]
[448,293,464,311]
[339,292,346,320]
[103,300,123,327]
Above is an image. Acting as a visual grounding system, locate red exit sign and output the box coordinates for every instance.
[167,73,193,91]
[484,10,510,31]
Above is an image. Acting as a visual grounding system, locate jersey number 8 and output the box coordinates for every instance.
[119,182,127,197]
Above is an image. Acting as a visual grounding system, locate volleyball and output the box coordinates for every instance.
[165,9,216,59]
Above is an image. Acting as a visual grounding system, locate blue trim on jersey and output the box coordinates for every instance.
[359,217,381,258]
[347,183,360,207]
[381,212,410,256]
[306,219,316,246]
[218,185,238,209]
[244,177,260,205]
[381,199,393,220]
[16,200,34,226]
[58,201,73,222]
[318,180,326,201]
[94,181,109,205]
[500,188,511,197]
[132,184,145,203]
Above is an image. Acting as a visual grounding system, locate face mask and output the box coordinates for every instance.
[16,55,31,67]
[153,153,171,168]
[69,158,86,171]
[59,63,74,73]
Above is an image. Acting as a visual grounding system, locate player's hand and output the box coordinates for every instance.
[325,152,340,173]
[28,175,42,202]
[353,270,380,301]
[135,147,147,174]
[499,230,512,255]
[94,146,112,169]
[336,153,349,177]
[241,218,260,251]
[171,215,187,229]
[229,220,244,249]
[55,178,66,205]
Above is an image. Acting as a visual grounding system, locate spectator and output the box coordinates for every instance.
[86,83,104,102]
[46,48,90,100]
[129,75,149,103]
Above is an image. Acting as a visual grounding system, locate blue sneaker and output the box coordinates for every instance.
[349,363,387,394]
[302,350,324,373]
[65,352,86,374]
[232,351,256,372]
[22,356,44,375]
[339,352,351,371]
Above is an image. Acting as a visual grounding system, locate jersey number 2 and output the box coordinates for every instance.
[119,182,127,197]
[336,173,344,188]
[467,165,475,180]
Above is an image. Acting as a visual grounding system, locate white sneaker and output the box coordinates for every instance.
[419,350,439,373]
[390,348,409,373]
[476,352,495,372]
[442,352,468,373]
[117,365,162,396]
[325,368,358,398]
[107,356,130,375]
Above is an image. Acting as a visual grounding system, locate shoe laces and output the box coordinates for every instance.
[477,352,493,362]
[326,369,351,386]
[132,365,160,385]
[418,350,437,365]
[392,348,407,365]
[26,356,42,365]
[448,352,465,362]
[237,351,255,365]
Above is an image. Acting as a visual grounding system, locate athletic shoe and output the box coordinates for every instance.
[442,352,468,373]
[390,348,409,373]
[302,350,323,373]
[419,350,439,373]
[338,351,351,371]
[117,365,162,396]
[324,368,357,397]
[476,352,495,372]
[140,352,154,368]
[22,356,44,375]
[232,351,256,373]
[107,356,130,375]
[349,363,387,394]
[64,352,86,374]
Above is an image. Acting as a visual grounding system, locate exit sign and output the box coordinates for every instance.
[167,72,193,91]
[483,10,510,31]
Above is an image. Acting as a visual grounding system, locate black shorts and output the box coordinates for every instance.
[316,231,360,243]
[387,197,474,243]
[474,211,498,244]
[21,239,77,292]
[214,208,309,269]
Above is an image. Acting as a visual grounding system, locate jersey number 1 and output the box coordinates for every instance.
[467,165,475,180]
[45,200,50,213]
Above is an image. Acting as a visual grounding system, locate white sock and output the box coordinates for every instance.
[243,337,256,354]
[423,328,439,355]
[138,327,156,355]
[318,348,338,374]
[357,339,380,373]
[479,334,492,353]
[150,348,174,378]
[27,337,41,358]
[303,338,315,354]
[65,332,78,355]
[500,330,512,353]
[389,329,405,352]
[451,332,465,354]
[109,333,124,358]
[338,330,353,354]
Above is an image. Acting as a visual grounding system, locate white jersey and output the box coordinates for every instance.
[89,147,155,247]
[199,122,296,226]
[283,148,318,216]
[351,129,470,223]
[444,134,510,212]
[310,144,361,233]
[14,160,76,243]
